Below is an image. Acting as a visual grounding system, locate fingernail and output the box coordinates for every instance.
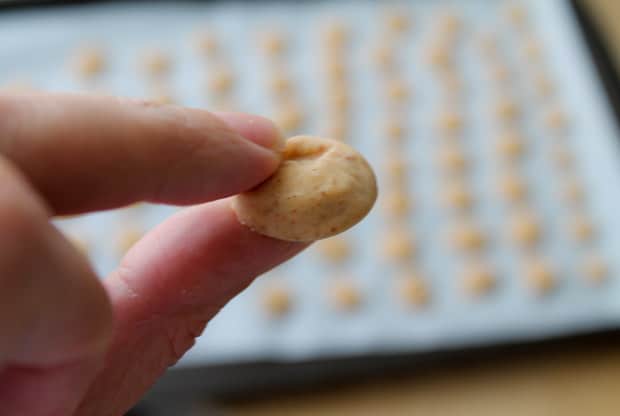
[214,112,285,151]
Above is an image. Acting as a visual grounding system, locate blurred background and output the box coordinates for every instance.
[2,0,620,415]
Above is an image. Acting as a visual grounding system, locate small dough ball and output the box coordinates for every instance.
[494,97,520,122]
[568,213,595,242]
[385,10,412,33]
[72,45,106,78]
[437,70,463,95]
[450,221,486,252]
[262,283,292,317]
[545,107,569,132]
[397,273,430,308]
[436,108,463,136]
[195,31,218,57]
[510,210,541,246]
[372,44,396,71]
[316,236,351,263]
[385,78,411,104]
[524,257,556,296]
[442,180,473,210]
[268,71,294,96]
[327,87,350,113]
[496,131,525,159]
[438,145,468,173]
[148,83,175,105]
[551,145,574,169]
[522,37,543,61]
[273,103,304,134]
[533,70,555,98]
[498,173,528,203]
[489,63,511,83]
[383,117,407,141]
[329,279,362,312]
[260,31,287,56]
[384,153,409,183]
[478,32,498,59]
[427,42,452,68]
[321,21,349,50]
[150,91,175,105]
[232,136,377,242]
[437,11,462,37]
[506,2,528,27]
[324,59,348,82]
[562,178,585,204]
[116,227,143,255]
[382,189,412,218]
[462,263,496,298]
[141,50,171,78]
[207,66,234,95]
[382,229,416,262]
[581,254,608,285]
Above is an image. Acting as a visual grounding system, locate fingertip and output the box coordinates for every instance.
[214,112,285,152]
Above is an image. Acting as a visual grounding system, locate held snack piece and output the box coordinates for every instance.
[232,136,377,242]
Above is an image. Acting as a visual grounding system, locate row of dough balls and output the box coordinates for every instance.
[376,213,597,265]
[261,252,608,317]
[318,204,597,269]
[380,164,585,224]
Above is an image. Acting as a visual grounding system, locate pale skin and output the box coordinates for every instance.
[0,93,307,416]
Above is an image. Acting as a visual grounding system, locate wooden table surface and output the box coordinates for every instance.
[217,2,620,415]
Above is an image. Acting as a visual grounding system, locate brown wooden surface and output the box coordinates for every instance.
[216,2,620,415]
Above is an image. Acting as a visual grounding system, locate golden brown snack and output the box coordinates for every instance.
[232,136,377,242]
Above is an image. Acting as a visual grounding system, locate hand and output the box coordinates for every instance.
[0,93,306,416]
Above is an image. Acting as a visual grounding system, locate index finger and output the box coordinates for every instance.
[0,93,282,215]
